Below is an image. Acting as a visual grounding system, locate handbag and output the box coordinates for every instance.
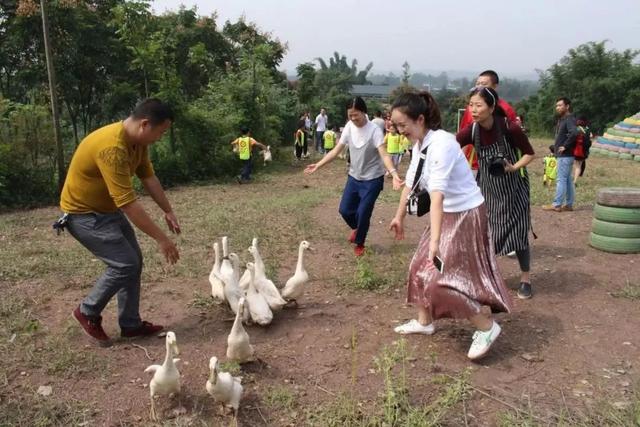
[406,145,431,217]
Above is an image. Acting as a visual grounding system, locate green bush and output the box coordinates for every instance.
[0,101,58,209]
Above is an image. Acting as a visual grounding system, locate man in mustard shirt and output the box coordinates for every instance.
[60,98,180,346]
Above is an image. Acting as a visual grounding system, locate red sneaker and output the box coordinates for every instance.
[72,306,111,346]
[121,321,164,338]
[349,229,358,243]
[354,245,366,257]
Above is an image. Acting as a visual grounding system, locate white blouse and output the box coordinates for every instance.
[405,129,484,213]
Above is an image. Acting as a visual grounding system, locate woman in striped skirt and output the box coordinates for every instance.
[456,87,535,299]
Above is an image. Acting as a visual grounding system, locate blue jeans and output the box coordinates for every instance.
[316,131,325,153]
[553,156,575,207]
[240,159,253,181]
[339,175,384,246]
[66,211,143,329]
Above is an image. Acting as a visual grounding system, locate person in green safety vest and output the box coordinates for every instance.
[400,134,410,160]
[543,144,557,187]
[384,126,404,175]
[294,121,307,160]
[230,126,267,184]
[323,125,337,155]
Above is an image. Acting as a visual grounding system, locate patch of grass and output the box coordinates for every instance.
[611,280,640,301]
[218,360,242,376]
[0,394,91,427]
[0,292,104,380]
[41,327,105,377]
[495,410,538,427]
[373,338,411,425]
[496,392,640,427]
[421,369,472,425]
[307,339,472,426]
[188,291,219,310]
[139,183,337,282]
[0,295,41,337]
[305,392,370,426]
[263,384,296,411]
[341,253,393,291]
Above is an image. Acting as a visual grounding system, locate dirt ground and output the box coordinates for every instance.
[2,148,640,426]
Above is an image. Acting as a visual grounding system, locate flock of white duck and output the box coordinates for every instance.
[144,236,312,421]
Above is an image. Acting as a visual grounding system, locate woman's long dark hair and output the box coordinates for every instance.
[391,91,442,130]
[469,86,506,117]
[346,96,368,114]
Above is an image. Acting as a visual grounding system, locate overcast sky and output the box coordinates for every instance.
[151,0,639,79]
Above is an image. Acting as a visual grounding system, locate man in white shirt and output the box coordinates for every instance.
[314,108,328,154]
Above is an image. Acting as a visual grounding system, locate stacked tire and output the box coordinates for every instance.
[592,112,640,161]
[590,188,640,254]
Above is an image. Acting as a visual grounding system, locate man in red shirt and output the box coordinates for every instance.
[459,70,517,172]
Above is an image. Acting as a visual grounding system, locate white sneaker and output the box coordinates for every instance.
[467,321,501,360]
[394,319,435,335]
[506,251,517,258]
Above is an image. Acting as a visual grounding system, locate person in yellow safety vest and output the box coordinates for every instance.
[399,134,410,161]
[230,126,267,184]
[384,126,404,175]
[294,121,307,160]
[323,125,337,154]
[543,144,557,187]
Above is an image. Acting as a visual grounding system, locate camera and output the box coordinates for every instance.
[406,188,430,217]
[488,155,507,176]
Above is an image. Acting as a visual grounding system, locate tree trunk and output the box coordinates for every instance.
[65,100,80,146]
[40,0,66,192]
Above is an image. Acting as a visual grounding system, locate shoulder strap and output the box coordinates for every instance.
[411,145,429,192]
[494,118,508,156]
[472,121,488,155]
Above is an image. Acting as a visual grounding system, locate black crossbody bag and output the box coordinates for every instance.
[406,145,430,217]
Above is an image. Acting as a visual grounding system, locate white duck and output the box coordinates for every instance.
[240,243,287,311]
[215,253,250,323]
[239,238,263,291]
[262,145,272,166]
[227,297,255,363]
[209,242,226,301]
[281,240,312,302]
[245,262,273,326]
[144,331,181,421]
[206,356,243,416]
[220,236,234,281]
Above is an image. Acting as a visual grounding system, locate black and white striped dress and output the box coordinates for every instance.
[474,122,531,256]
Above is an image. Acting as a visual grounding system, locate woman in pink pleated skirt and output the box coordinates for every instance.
[388,92,512,360]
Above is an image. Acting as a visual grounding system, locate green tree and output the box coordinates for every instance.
[401,61,411,86]
[520,41,640,135]
[309,52,374,124]
[295,62,316,107]
[0,97,57,207]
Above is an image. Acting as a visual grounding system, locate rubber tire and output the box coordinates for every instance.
[594,203,640,223]
[590,232,640,254]
[592,219,640,238]
[620,153,633,160]
[597,188,640,208]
